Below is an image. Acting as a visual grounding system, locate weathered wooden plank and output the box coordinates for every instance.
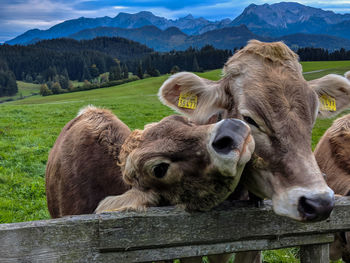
[0,197,349,262]
[96,234,334,263]
[0,215,100,263]
[98,197,350,251]
[300,243,330,263]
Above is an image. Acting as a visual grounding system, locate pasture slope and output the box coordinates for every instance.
[1,61,350,263]
[0,81,41,103]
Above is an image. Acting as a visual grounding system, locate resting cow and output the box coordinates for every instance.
[46,105,254,218]
[159,40,350,262]
[314,100,350,262]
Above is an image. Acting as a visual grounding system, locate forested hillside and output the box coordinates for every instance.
[0,37,153,82]
[0,37,232,83]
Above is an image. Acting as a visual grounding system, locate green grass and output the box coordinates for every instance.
[0,81,41,103]
[302,61,350,73]
[1,61,350,262]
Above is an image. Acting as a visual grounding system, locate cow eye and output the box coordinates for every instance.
[243,116,259,129]
[153,163,169,178]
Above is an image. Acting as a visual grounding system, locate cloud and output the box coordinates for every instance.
[74,0,231,10]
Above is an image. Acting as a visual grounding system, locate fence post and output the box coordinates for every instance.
[300,243,330,263]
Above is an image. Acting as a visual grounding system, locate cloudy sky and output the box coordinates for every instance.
[1,0,350,43]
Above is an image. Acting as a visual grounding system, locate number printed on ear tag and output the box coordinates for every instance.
[319,94,336,112]
[178,92,198,109]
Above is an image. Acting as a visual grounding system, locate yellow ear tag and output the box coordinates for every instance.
[319,94,336,112]
[178,92,198,110]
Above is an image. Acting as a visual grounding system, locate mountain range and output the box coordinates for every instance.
[5,2,350,51]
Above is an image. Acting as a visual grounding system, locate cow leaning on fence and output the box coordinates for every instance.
[314,107,350,263]
[159,40,350,262]
[45,105,254,218]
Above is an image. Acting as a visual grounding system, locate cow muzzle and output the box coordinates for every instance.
[298,191,335,222]
[208,118,255,175]
[273,186,335,222]
[211,119,253,157]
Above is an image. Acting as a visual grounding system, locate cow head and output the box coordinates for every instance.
[159,40,350,221]
[96,115,254,213]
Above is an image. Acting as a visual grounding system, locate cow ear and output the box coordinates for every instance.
[94,188,160,213]
[158,72,228,124]
[345,71,350,81]
[309,73,350,118]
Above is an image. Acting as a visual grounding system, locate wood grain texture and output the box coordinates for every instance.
[300,243,330,263]
[1,197,349,262]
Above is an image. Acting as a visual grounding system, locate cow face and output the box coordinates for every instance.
[96,115,254,213]
[159,40,350,221]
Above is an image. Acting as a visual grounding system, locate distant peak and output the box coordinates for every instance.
[183,14,194,19]
[164,26,186,35]
[137,11,154,16]
[247,3,257,8]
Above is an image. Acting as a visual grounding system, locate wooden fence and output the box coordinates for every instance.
[1,196,350,263]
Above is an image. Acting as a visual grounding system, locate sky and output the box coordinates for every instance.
[1,0,350,43]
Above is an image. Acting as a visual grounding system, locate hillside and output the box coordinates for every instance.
[32,37,153,61]
[0,37,153,82]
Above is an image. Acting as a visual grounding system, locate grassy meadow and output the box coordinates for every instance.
[0,81,41,103]
[1,61,350,262]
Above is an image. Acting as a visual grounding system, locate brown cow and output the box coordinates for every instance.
[159,40,350,222]
[159,40,350,262]
[46,105,254,218]
[315,104,350,262]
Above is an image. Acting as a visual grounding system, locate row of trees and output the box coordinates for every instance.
[297,47,350,61]
[135,45,233,75]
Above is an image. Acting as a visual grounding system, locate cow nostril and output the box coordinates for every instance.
[298,196,316,216]
[298,196,334,222]
[212,136,234,155]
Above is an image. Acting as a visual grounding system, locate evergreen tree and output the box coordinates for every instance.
[82,66,91,81]
[170,65,180,74]
[62,68,69,80]
[192,55,200,72]
[35,74,44,84]
[122,64,128,79]
[44,67,57,81]
[58,75,69,90]
[89,64,99,79]
[109,63,122,81]
[0,59,9,72]
[25,73,33,83]
[137,61,143,79]
[0,70,18,96]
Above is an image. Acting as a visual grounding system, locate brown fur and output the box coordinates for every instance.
[46,106,254,218]
[316,114,350,195]
[159,40,350,263]
[46,106,131,218]
[315,114,350,262]
[226,40,299,69]
[159,40,336,206]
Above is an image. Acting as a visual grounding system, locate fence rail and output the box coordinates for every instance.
[1,196,350,262]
